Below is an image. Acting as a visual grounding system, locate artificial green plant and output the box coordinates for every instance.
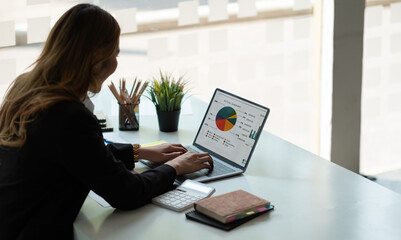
[147,71,188,112]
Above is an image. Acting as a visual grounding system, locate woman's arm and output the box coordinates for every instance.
[50,103,212,210]
[49,104,176,210]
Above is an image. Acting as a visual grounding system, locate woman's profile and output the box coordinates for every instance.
[0,4,212,239]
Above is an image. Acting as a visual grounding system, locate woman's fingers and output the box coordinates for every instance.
[194,152,211,157]
[201,163,213,170]
[167,144,187,153]
[195,153,214,169]
[165,151,214,175]
[164,152,183,158]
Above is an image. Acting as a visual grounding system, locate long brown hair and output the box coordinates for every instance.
[0,4,120,147]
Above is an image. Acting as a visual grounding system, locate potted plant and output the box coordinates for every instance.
[147,70,188,132]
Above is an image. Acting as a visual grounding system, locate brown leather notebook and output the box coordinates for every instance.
[194,190,271,224]
[186,205,274,231]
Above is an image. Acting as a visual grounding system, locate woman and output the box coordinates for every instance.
[0,4,212,240]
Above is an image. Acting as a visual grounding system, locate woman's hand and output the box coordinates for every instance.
[138,143,187,163]
[165,152,213,175]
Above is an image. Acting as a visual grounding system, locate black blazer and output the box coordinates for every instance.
[0,101,176,240]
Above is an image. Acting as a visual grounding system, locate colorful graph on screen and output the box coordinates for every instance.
[215,107,237,131]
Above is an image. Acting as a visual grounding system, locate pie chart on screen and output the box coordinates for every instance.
[215,107,237,131]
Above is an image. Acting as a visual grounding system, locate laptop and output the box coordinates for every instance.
[142,88,270,183]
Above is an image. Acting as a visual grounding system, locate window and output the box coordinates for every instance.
[361,1,401,175]
[0,1,323,159]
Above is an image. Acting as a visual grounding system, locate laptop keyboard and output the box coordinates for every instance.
[208,160,233,176]
[141,148,234,176]
[177,146,237,181]
[186,146,199,153]
[143,146,239,182]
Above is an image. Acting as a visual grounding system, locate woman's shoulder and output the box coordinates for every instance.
[24,100,100,150]
[35,100,98,131]
[47,100,93,118]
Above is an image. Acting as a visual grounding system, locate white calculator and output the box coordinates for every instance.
[152,179,215,212]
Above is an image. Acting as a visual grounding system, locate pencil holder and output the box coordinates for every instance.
[118,102,139,131]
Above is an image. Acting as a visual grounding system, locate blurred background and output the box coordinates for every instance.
[0,0,400,191]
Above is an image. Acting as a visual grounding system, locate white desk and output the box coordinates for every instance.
[74,93,401,240]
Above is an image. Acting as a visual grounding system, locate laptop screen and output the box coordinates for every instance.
[193,89,269,168]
